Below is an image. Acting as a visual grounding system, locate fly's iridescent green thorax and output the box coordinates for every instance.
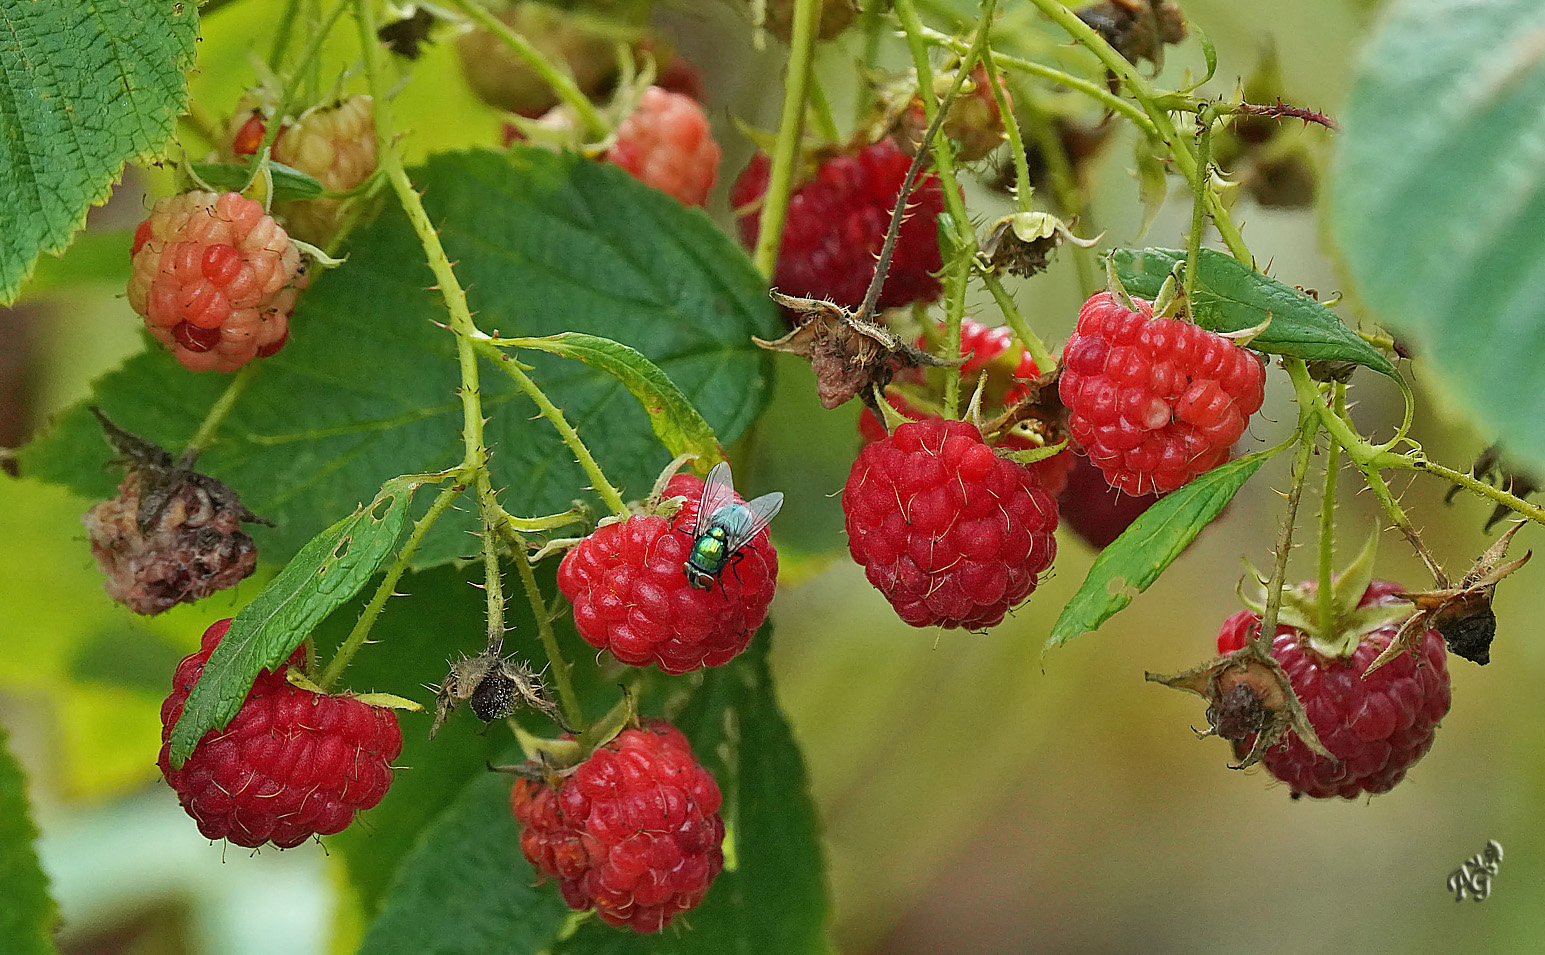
[682,462,784,591]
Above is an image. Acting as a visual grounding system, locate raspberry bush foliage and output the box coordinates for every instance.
[7,0,1545,951]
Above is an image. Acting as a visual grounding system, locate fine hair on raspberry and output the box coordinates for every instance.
[845,418,1059,629]
[158,619,403,848]
[511,719,725,932]
[1060,292,1265,494]
[557,471,778,673]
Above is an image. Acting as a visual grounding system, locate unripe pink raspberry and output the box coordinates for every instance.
[270,95,378,244]
[128,191,309,372]
[605,86,721,206]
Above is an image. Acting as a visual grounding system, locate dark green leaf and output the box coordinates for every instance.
[356,770,572,955]
[554,635,832,955]
[21,149,781,569]
[324,563,616,913]
[0,0,197,303]
[1111,248,1398,378]
[1329,0,1545,471]
[1046,455,1269,647]
[189,161,328,201]
[0,726,61,955]
[502,332,724,468]
[167,476,416,768]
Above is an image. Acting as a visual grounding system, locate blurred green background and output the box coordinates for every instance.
[5,0,1542,952]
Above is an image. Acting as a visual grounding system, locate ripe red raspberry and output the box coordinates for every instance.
[270,95,378,244]
[1215,580,1451,799]
[732,140,945,314]
[1059,292,1266,495]
[1057,452,1162,549]
[858,318,1073,496]
[556,472,778,674]
[511,719,725,933]
[158,619,402,848]
[128,191,309,373]
[605,86,720,207]
[845,418,1059,629]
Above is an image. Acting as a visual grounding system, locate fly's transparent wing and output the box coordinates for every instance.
[694,461,741,536]
[720,491,784,552]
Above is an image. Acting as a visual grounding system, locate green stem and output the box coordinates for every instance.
[1015,87,1098,294]
[918,29,1155,137]
[1022,0,1248,261]
[942,256,969,419]
[479,484,508,651]
[806,75,842,144]
[476,342,630,518]
[268,0,303,71]
[982,271,1054,372]
[359,0,492,480]
[183,363,259,456]
[1183,106,1216,309]
[318,480,466,689]
[983,51,1033,211]
[1397,456,1545,527]
[1254,411,1321,653]
[443,0,609,139]
[752,0,821,279]
[1317,384,1343,638]
[510,538,586,731]
[1352,457,1448,586]
[894,0,996,410]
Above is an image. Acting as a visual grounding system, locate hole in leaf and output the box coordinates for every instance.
[331,538,351,562]
[371,496,394,521]
[1106,576,1140,600]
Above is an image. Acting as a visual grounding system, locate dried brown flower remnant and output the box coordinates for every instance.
[755,293,964,414]
[83,408,267,615]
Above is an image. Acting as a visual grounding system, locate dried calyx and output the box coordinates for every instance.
[430,647,568,738]
[1365,522,1530,672]
[755,293,964,415]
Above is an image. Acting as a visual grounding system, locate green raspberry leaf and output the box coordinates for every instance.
[0,0,198,303]
[1110,248,1398,379]
[20,148,781,569]
[497,332,726,470]
[188,161,328,201]
[1047,453,1272,647]
[356,768,574,955]
[0,726,61,955]
[1329,0,1545,471]
[167,476,416,769]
